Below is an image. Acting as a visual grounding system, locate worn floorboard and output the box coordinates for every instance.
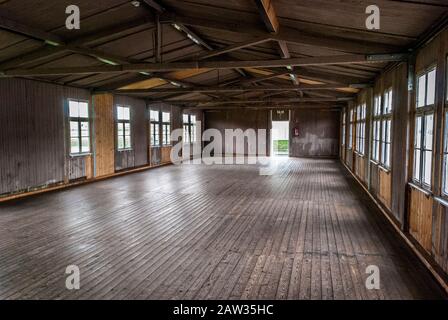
[0,158,445,300]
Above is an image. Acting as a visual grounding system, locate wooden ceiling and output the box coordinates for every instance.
[0,0,447,109]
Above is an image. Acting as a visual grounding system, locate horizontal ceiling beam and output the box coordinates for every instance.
[161,14,401,53]
[150,96,353,107]
[1,54,406,77]
[185,103,341,110]
[106,83,363,95]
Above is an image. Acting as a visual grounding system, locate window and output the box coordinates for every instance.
[117,106,131,150]
[384,88,393,114]
[355,103,366,155]
[183,114,190,143]
[191,115,197,143]
[183,114,197,143]
[150,109,160,147]
[348,108,354,149]
[341,110,346,146]
[443,110,448,195]
[381,118,392,168]
[413,67,436,188]
[372,95,382,162]
[162,112,171,146]
[69,100,90,155]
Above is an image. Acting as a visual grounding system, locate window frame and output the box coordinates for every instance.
[150,109,161,147]
[162,111,171,146]
[68,99,91,156]
[348,108,354,150]
[413,66,436,190]
[116,105,132,151]
[341,110,346,147]
[355,103,366,156]
[183,114,197,143]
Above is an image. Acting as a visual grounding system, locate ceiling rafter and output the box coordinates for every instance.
[1,54,406,77]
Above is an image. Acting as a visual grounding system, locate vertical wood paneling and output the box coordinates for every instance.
[115,95,148,168]
[409,187,433,252]
[379,168,392,209]
[0,78,89,195]
[93,94,115,177]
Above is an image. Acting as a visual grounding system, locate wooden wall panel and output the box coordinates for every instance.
[379,168,392,209]
[93,94,115,177]
[204,109,270,156]
[409,187,433,252]
[161,146,172,164]
[354,154,366,184]
[433,202,448,274]
[290,109,340,158]
[115,95,148,168]
[0,78,89,195]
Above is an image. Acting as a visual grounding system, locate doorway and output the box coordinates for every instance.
[271,120,289,156]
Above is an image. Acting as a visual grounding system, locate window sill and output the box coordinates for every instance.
[117,148,133,152]
[70,153,92,158]
[408,182,432,197]
[378,165,391,173]
[434,196,448,208]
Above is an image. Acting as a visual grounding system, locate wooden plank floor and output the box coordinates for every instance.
[0,158,445,300]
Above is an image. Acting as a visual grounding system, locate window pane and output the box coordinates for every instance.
[80,122,89,137]
[150,110,159,122]
[117,136,124,149]
[383,92,389,114]
[423,150,432,185]
[414,149,421,181]
[117,106,123,120]
[70,121,79,138]
[191,115,196,124]
[427,69,436,105]
[71,138,80,154]
[183,114,189,123]
[69,101,79,117]
[424,114,434,150]
[125,123,131,136]
[79,102,88,118]
[444,157,448,194]
[81,137,90,153]
[417,74,426,108]
[123,107,130,120]
[415,116,422,148]
[117,123,124,136]
[386,120,392,143]
[125,136,131,149]
[162,112,170,122]
[445,112,448,153]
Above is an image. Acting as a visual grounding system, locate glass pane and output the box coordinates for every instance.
[117,123,124,135]
[191,115,196,124]
[385,143,390,167]
[414,149,421,181]
[388,90,393,112]
[415,116,422,148]
[125,136,131,149]
[383,92,389,114]
[444,157,448,194]
[116,106,123,120]
[125,123,131,136]
[80,122,89,137]
[386,120,392,143]
[150,110,159,122]
[123,107,130,120]
[70,121,79,138]
[69,101,79,117]
[183,114,189,124]
[81,137,90,153]
[417,74,426,107]
[424,150,432,185]
[162,112,170,122]
[79,102,88,118]
[445,112,448,153]
[71,138,80,154]
[427,69,436,105]
[424,114,434,150]
[117,136,124,150]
